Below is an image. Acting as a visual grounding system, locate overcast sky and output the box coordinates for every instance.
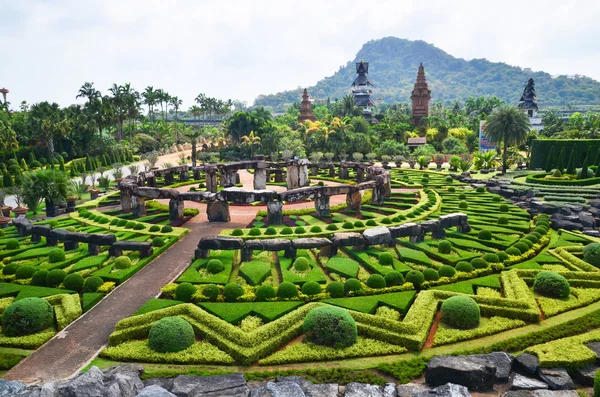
[1,0,599,110]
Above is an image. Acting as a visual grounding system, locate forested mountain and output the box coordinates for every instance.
[253,37,600,111]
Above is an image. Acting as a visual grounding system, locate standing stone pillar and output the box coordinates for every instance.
[180,170,190,182]
[206,169,218,193]
[207,201,231,222]
[299,160,310,187]
[339,166,348,180]
[88,244,100,256]
[132,197,146,217]
[169,199,185,222]
[457,220,471,234]
[218,170,225,187]
[64,240,79,251]
[193,168,202,180]
[195,248,210,259]
[274,169,283,183]
[224,171,238,188]
[311,165,319,176]
[241,247,253,262]
[315,194,331,218]
[346,190,362,212]
[120,189,132,212]
[164,172,175,185]
[254,162,267,190]
[384,173,392,198]
[235,173,241,185]
[356,168,365,183]
[267,201,283,225]
[147,176,156,187]
[46,236,58,246]
[328,165,335,177]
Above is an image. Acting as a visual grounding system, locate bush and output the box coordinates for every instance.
[458,201,468,209]
[175,282,197,302]
[534,271,570,298]
[342,222,354,229]
[438,240,452,254]
[534,226,548,235]
[366,220,377,227]
[366,274,386,289]
[456,261,473,272]
[525,234,539,244]
[441,296,480,329]
[448,187,456,192]
[506,247,521,256]
[595,366,600,397]
[1,298,54,337]
[48,249,65,263]
[15,265,36,280]
[46,269,67,288]
[152,237,165,247]
[62,273,84,292]
[354,221,364,228]
[497,251,509,262]
[326,282,345,298]
[255,285,276,301]
[302,281,322,296]
[482,253,500,263]
[384,271,404,286]
[458,193,467,200]
[476,186,485,193]
[161,225,173,233]
[148,317,195,353]
[423,268,439,281]
[293,257,310,272]
[280,227,293,235]
[248,228,261,236]
[498,217,509,225]
[118,219,128,227]
[439,265,456,278]
[344,278,362,293]
[223,283,244,302]
[584,243,600,267]
[125,221,136,229]
[133,223,145,230]
[202,285,220,301]
[206,259,224,274]
[520,239,534,249]
[114,256,132,270]
[31,270,49,286]
[84,276,104,293]
[406,270,425,288]
[514,242,530,254]
[326,224,339,231]
[309,226,322,233]
[149,225,160,232]
[471,258,488,269]
[277,282,298,299]
[295,227,306,234]
[478,230,492,240]
[303,306,357,348]
[265,227,277,235]
[4,239,19,250]
[378,252,394,266]
[499,204,509,212]
[232,228,244,236]
[380,218,392,225]
[2,263,19,276]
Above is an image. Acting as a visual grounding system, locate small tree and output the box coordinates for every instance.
[544,147,555,173]
[555,148,566,174]
[22,170,69,217]
[579,155,589,180]
[566,147,576,175]
[484,106,531,174]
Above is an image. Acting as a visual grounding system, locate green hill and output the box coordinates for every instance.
[253,37,600,111]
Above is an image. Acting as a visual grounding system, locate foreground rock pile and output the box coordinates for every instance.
[0,351,595,396]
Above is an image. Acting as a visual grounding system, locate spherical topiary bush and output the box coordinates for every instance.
[384,271,404,286]
[63,273,85,291]
[84,276,104,292]
[354,221,364,228]
[471,258,488,269]
[1,297,54,337]
[584,243,600,267]
[423,268,439,281]
[439,265,456,278]
[478,230,492,240]
[31,270,49,286]
[148,317,195,353]
[232,228,244,236]
[5,239,20,250]
[248,228,261,236]
[295,227,306,234]
[499,204,509,212]
[458,193,467,200]
[521,239,534,249]
[125,221,136,229]
[497,217,509,225]
[438,240,452,254]
[277,282,298,298]
[48,249,66,263]
[15,265,36,280]
[493,196,502,202]
[302,281,322,296]
[118,219,128,227]
[441,296,480,329]
[206,259,224,274]
[202,284,220,301]
[309,226,322,233]
[446,176,454,183]
[265,227,277,235]
[149,225,160,232]
[161,225,173,233]
[2,263,19,276]
[344,278,362,293]
[458,201,468,209]
[366,220,377,227]
[326,281,345,298]
[152,237,165,247]
[514,242,530,254]
[506,247,521,256]
[534,226,548,236]
[326,224,338,231]
[525,234,539,244]
[302,306,357,348]
[456,261,473,272]
[45,269,67,288]
[476,186,485,193]
[293,257,310,272]
[482,253,500,263]
[280,227,293,235]
[114,256,132,270]
[223,283,244,302]
[133,223,145,230]
[378,252,394,266]
[406,270,425,288]
[342,221,353,230]
[497,251,509,262]
[255,285,276,301]
[534,271,570,298]
[175,282,197,302]
[366,274,386,289]
[448,187,456,193]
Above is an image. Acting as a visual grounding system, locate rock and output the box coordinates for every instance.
[532,391,580,397]
[514,354,540,376]
[105,372,144,397]
[206,201,230,222]
[291,238,332,249]
[538,368,575,390]
[143,378,174,391]
[275,376,312,390]
[197,236,244,250]
[425,355,496,391]
[267,201,284,225]
[0,380,25,396]
[303,384,338,397]
[346,190,362,212]
[389,223,418,238]
[511,374,549,390]
[468,352,514,382]
[245,239,291,251]
[383,383,396,397]
[344,382,384,397]
[58,366,107,397]
[137,385,177,397]
[362,227,393,246]
[331,232,365,247]
[414,383,471,397]
[26,382,58,397]
[171,373,248,397]
[251,381,305,397]
[585,341,600,359]
[572,364,599,386]
[396,383,431,397]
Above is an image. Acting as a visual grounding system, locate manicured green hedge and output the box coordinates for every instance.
[530,139,600,170]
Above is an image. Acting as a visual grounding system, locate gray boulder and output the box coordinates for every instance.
[171,373,249,397]
[468,352,514,382]
[383,383,396,397]
[105,373,144,397]
[396,383,430,397]
[514,353,540,376]
[344,382,384,397]
[511,374,549,390]
[137,385,177,397]
[572,364,599,386]
[58,366,107,397]
[0,380,25,396]
[251,381,304,397]
[414,383,471,397]
[22,382,57,397]
[143,379,174,391]
[505,391,579,397]
[425,355,496,391]
[362,227,393,246]
[303,384,338,397]
[538,368,575,390]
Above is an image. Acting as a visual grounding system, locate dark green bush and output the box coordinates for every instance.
[594,366,600,397]
[295,227,306,234]
[354,221,364,228]
[256,285,276,301]
[437,240,452,254]
[476,186,485,193]
[232,228,244,236]
[344,278,362,293]
[458,193,466,200]
[84,276,104,292]
[380,218,392,225]
[441,296,480,329]
[534,271,570,298]
[301,281,322,296]
[448,187,456,192]
[265,227,277,235]
[118,219,128,227]
[384,271,404,286]
[48,249,65,263]
[206,259,224,274]
[326,282,345,298]
[492,196,502,202]
[45,269,67,288]
[378,252,394,266]
[161,225,173,233]
[223,283,244,302]
[303,306,357,348]
[482,253,500,263]
[456,261,473,272]
[366,220,377,226]
[534,226,548,235]
[125,221,136,229]
[2,263,19,276]
[499,204,509,212]
[471,258,488,269]
[148,317,195,353]
[31,270,49,286]
[1,298,54,336]
[293,257,310,272]
[4,239,19,250]
[133,223,145,230]
[497,251,509,262]
[202,284,220,301]
[423,268,439,281]
[497,217,509,225]
[277,282,298,298]
[248,228,261,236]
[478,230,492,240]
[342,221,354,229]
[15,265,36,280]
[149,225,160,232]
[525,234,539,244]
[584,243,600,267]
[280,227,293,235]
[406,270,424,288]
[458,201,468,209]
[175,282,197,302]
[506,247,522,256]
[514,242,530,254]
[309,226,322,233]
[152,237,165,247]
[326,224,338,231]
[366,274,386,289]
[439,265,456,278]
[114,256,132,269]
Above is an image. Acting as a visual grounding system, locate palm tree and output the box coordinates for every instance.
[76,82,100,104]
[184,129,202,167]
[189,105,201,121]
[109,84,127,141]
[142,86,157,122]
[241,131,261,159]
[484,105,531,174]
[340,95,363,117]
[170,96,183,143]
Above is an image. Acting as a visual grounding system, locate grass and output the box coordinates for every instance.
[199,301,304,324]
[325,256,360,279]
[239,260,272,286]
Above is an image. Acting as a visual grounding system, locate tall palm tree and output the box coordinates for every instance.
[241,131,261,159]
[484,105,531,174]
[142,86,157,122]
[189,105,201,121]
[170,96,183,143]
[340,95,363,117]
[184,129,202,167]
[109,84,127,141]
[76,82,100,104]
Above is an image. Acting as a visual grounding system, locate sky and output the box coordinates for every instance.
[1,0,599,110]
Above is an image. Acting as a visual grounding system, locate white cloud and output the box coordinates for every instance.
[0,0,598,109]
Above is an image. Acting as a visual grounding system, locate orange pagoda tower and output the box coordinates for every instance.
[298,88,316,122]
[410,63,431,127]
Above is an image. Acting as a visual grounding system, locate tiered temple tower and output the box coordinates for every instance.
[518,78,539,117]
[410,63,431,127]
[352,61,374,117]
[298,88,316,122]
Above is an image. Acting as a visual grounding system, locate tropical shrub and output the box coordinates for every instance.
[441,296,480,329]
[148,317,195,353]
[1,298,54,336]
[302,306,357,348]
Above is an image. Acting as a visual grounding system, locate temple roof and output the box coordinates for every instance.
[518,78,539,110]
